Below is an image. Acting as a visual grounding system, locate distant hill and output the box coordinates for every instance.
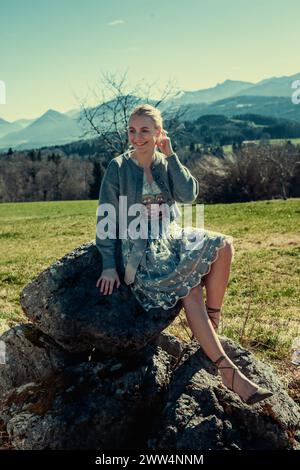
[233,72,300,98]
[64,108,82,119]
[13,118,36,128]
[0,109,83,151]
[168,79,254,105]
[165,73,300,107]
[175,95,300,124]
[1,72,300,151]
[0,118,22,139]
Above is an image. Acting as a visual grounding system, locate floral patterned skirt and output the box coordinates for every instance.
[126,220,235,311]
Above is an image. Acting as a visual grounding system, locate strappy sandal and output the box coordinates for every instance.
[213,354,274,405]
[206,303,221,332]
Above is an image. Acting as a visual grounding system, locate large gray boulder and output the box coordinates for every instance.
[2,240,298,451]
[0,343,171,450]
[19,242,182,355]
[0,324,86,399]
[147,337,300,450]
[0,332,299,450]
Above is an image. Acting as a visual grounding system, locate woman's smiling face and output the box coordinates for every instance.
[128,115,161,151]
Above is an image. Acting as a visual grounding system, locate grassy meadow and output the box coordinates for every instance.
[0,198,299,401]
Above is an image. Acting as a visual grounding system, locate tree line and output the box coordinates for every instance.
[190,141,300,203]
[0,140,299,204]
[0,148,105,203]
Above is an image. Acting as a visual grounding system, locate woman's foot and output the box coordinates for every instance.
[214,355,273,405]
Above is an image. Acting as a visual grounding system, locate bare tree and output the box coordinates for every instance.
[76,70,189,156]
[258,143,300,200]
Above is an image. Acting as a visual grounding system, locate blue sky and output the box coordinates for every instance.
[0,0,299,121]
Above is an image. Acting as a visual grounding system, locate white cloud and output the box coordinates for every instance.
[107,19,125,26]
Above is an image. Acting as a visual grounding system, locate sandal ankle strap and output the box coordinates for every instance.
[213,355,238,391]
[206,304,221,313]
[213,354,226,367]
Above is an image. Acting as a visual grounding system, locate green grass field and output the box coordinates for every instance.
[0,198,299,400]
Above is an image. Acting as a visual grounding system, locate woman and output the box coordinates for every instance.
[95,104,273,405]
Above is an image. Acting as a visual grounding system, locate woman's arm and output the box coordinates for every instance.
[95,158,120,270]
[157,130,199,203]
[166,152,199,203]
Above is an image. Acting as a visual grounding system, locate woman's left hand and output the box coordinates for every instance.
[156,129,174,157]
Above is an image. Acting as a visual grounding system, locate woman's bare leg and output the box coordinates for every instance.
[182,283,262,402]
[203,240,234,309]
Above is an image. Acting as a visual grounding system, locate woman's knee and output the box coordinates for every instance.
[182,284,202,305]
[227,240,235,261]
[220,239,234,261]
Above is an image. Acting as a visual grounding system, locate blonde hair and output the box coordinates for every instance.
[129,103,163,130]
[128,104,166,150]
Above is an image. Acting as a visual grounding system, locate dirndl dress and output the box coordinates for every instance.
[123,156,235,311]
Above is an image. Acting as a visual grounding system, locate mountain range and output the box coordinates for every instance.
[0,72,299,151]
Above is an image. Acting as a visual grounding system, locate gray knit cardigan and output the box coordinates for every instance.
[95,149,199,280]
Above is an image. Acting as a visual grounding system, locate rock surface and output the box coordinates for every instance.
[147,337,300,450]
[0,343,171,450]
[1,242,299,450]
[1,332,299,450]
[0,324,87,399]
[19,242,182,355]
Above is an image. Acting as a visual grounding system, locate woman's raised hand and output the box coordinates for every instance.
[156,128,174,157]
[96,268,121,295]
